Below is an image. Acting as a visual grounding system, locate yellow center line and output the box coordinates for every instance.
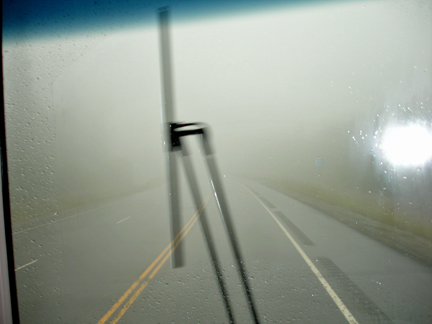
[97,198,208,324]
[109,210,203,324]
[109,281,149,324]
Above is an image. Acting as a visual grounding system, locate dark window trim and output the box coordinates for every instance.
[0,42,21,324]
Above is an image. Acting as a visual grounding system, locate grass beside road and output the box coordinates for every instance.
[266,180,432,240]
[260,179,432,269]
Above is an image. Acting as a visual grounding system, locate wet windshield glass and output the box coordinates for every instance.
[2,0,432,323]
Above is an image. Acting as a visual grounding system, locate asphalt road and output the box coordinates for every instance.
[12,177,432,323]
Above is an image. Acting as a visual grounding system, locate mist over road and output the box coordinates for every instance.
[3,1,431,323]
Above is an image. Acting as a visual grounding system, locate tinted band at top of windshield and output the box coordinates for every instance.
[2,0,343,41]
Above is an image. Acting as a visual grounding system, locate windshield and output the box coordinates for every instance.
[2,0,432,323]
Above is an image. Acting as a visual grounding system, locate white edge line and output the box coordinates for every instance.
[15,259,38,271]
[14,213,79,234]
[14,200,124,235]
[14,223,46,235]
[244,185,359,324]
[116,217,131,224]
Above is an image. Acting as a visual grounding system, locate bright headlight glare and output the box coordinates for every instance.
[381,124,432,166]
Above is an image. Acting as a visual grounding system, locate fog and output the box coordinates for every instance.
[3,0,431,228]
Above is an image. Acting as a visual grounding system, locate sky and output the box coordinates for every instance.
[2,0,431,221]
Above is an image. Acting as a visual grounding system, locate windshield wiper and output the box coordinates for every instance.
[158,7,260,324]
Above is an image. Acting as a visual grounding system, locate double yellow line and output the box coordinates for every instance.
[98,199,208,324]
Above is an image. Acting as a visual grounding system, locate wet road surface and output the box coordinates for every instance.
[13,178,432,323]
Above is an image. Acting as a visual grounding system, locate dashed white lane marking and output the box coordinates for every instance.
[15,259,38,271]
[245,186,359,324]
[116,217,131,224]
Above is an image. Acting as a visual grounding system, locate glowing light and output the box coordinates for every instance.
[381,125,432,166]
